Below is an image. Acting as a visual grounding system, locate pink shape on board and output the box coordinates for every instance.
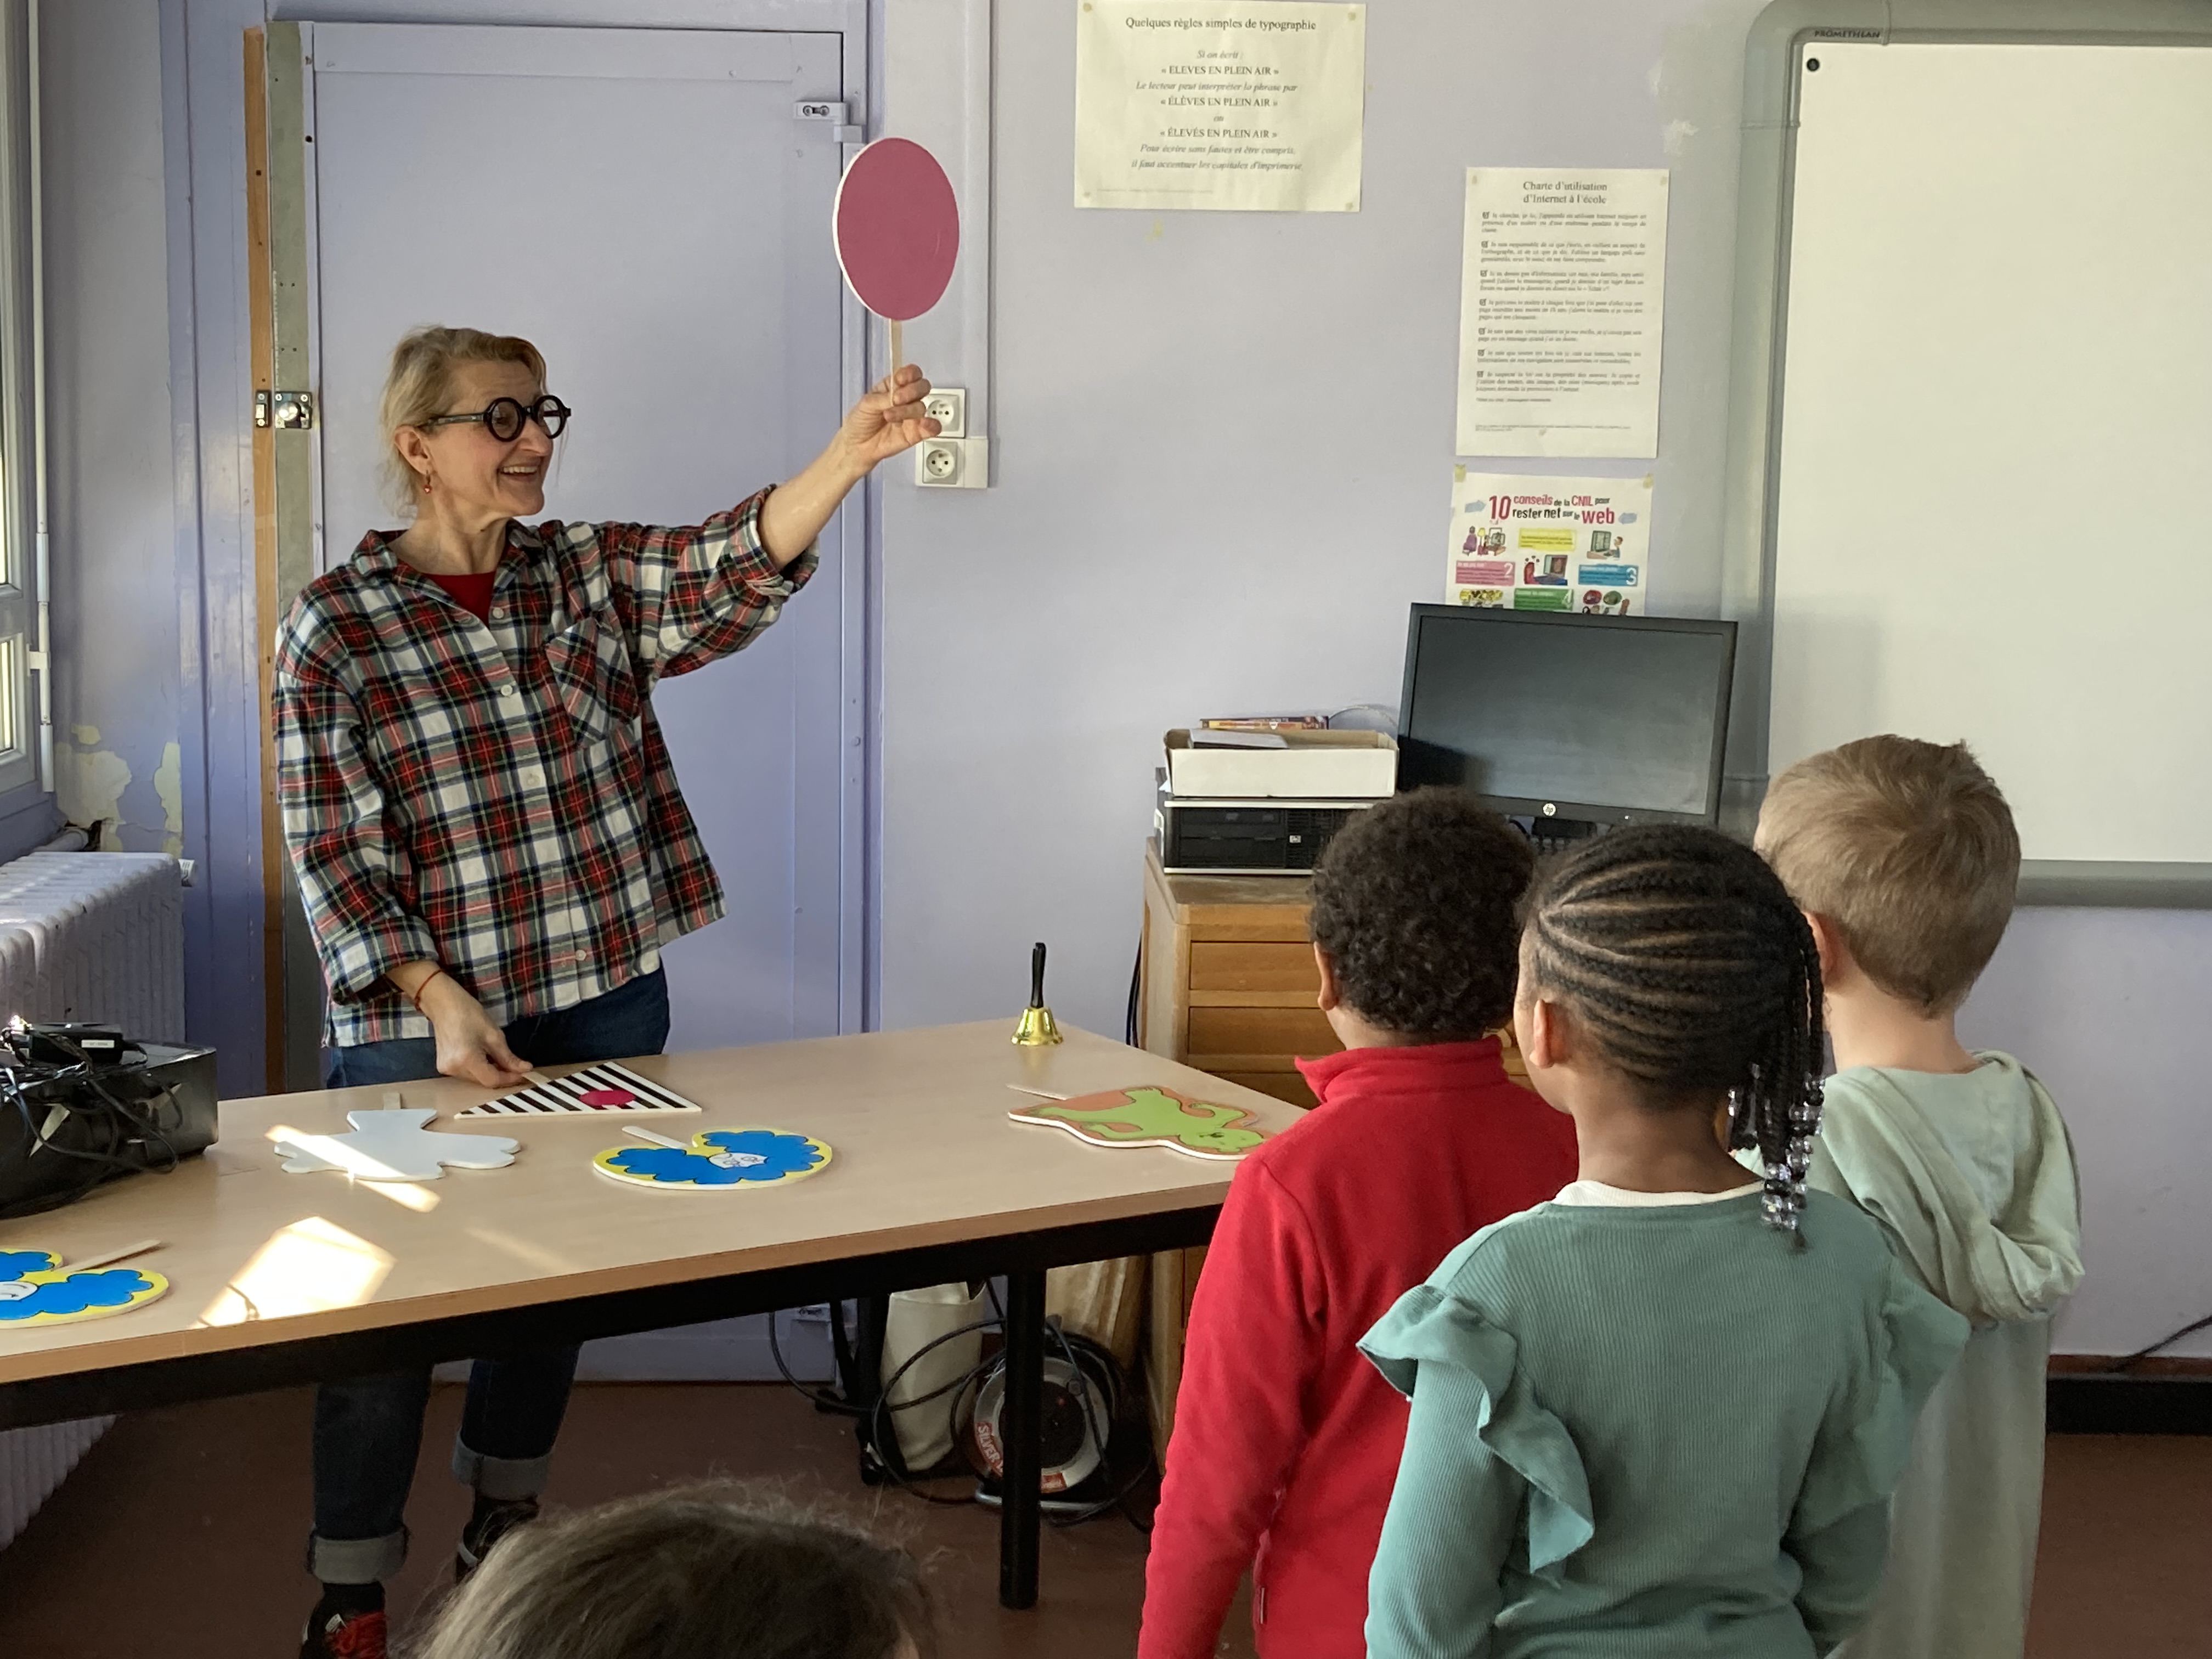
[833,138,960,321]
[579,1088,635,1107]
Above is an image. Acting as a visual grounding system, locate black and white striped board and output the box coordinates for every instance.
[456,1062,702,1118]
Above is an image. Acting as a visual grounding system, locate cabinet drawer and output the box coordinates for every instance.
[1207,1069,1319,1109]
[1185,1005,1340,1068]
[1190,942,1320,995]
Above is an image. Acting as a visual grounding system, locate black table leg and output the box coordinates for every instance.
[998,1268,1046,1609]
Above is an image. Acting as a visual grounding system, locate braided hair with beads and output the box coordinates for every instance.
[1522,823,1827,1235]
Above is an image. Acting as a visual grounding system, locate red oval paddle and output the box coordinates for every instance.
[833,137,960,376]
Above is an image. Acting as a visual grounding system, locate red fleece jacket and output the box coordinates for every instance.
[1138,1038,1579,1659]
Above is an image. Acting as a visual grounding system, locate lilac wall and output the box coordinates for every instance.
[879,0,1762,1036]
[43,2,179,866]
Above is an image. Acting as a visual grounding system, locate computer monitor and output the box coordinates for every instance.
[1396,605,1736,826]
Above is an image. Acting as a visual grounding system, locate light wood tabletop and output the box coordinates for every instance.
[0,1021,1302,1389]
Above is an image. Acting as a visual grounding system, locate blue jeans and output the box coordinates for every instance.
[308,970,670,1584]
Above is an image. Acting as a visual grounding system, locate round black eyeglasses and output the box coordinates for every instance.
[422,394,571,443]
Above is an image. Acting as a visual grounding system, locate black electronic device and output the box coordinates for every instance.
[1396,605,1737,830]
[22,1022,127,1065]
[1155,783,1374,874]
[0,1022,219,1221]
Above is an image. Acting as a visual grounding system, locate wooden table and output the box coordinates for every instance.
[0,1022,1300,1608]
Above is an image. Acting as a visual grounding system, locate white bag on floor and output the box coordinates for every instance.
[881,1282,987,1471]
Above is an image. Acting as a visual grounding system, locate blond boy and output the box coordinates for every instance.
[1758,736,2083,1659]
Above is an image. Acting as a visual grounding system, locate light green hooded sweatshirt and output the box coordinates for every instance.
[1809,1052,2084,1659]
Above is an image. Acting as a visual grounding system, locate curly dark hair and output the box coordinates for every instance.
[1307,787,1534,1039]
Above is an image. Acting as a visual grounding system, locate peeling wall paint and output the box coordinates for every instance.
[55,741,132,834]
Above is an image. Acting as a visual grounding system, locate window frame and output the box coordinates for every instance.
[0,1,43,809]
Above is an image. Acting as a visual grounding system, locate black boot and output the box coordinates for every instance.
[455,1493,541,1579]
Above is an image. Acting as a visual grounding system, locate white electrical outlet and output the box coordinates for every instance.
[915,435,988,489]
[921,387,966,438]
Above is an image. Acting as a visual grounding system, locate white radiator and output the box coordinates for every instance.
[0,851,186,1549]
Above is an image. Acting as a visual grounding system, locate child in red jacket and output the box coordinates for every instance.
[1139,788,1579,1659]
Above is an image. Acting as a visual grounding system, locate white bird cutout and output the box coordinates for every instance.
[274,1108,517,1182]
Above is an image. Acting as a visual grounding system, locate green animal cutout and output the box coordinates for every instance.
[1010,1086,1267,1161]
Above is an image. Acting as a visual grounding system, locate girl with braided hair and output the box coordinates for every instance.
[1359,825,1968,1659]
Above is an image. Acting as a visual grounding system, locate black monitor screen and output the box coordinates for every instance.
[1397,606,1736,823]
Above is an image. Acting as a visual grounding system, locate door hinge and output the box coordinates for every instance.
[254,389,315,430]
[794,100,865,144]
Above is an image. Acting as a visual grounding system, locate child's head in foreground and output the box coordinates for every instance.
[1517,823,1824,1231]
[1307,786,1535,1044]
[410,1484,932,1659]
[1756,735,2020,1017]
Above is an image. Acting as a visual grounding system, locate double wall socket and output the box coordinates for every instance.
[912,386,984,487]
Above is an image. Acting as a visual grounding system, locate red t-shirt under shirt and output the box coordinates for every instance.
[1139,1038,1579,1659]
[425,569,496,624]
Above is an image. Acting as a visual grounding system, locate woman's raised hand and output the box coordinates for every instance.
[836,364,941,470]
[758,363,948,567]
[417,973,534,1090]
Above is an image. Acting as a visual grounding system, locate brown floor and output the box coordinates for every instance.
[0,1383,2201,1658]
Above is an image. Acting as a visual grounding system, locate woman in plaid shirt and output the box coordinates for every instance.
[276,326,938,1659]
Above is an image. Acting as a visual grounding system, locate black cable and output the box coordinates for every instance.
[1048,1455,1156,1529]
[841,1309,1148,1530]
[1126,939,1143,1046]
[1037,1321,1159,1530]
[766,1309,867,1417]
[763,1305,1012,1505]
[755,1285,1143,1530]
[865,1316,1009,1506]
[2104,1311,2212,1372]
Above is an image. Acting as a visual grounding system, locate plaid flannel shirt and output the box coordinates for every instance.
[274,490,813,1047]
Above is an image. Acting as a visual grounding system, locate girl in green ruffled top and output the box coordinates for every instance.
[1359,826,1969,1659]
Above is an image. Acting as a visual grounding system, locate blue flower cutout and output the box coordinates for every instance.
[0,1267,158,1321]
[0,1249,53,1280]
[606,1128,827,1186]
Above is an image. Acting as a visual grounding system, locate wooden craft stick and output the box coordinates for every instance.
[382,1090,405,1111]
[1006,1085,1070,1101]
[889,316,903,383]
[623,1125,690,1151]
[61,1239,163,1274]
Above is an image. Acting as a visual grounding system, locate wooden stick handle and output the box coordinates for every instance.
[889,316,903,383]
[62,1239,163,1274]
[623,1125,690,1151]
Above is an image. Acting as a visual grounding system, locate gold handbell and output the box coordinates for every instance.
[1012,940,1064,1046]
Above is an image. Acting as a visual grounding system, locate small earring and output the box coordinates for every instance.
[420,474,433,493]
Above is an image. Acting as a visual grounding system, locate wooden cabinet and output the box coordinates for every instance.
[1139,845,1340,1105]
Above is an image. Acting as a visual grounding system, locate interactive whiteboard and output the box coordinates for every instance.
[1724,5,2212,898]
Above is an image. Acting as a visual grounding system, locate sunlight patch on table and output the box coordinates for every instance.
[198,1216,393,1325]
